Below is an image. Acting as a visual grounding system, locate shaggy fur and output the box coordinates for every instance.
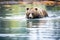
[26,7,48,19]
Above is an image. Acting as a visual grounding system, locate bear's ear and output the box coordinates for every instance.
[26,8,29,10]
[35,8,38,11]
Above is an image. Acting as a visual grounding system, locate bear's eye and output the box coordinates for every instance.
[26,8,29,10]
[35,8,38,11]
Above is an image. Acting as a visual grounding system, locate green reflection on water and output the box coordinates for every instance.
[0,19,27,28]
[46,6,60,11]
[0,19,28,34]
[0,4,25,16]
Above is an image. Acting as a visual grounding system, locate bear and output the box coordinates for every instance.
[26,7,48,19]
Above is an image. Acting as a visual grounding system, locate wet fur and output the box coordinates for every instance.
[26,8,48,19]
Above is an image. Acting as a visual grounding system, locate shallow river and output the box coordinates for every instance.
[0,5,60,40]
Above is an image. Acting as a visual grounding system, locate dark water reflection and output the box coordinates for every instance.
[0,17,60,40]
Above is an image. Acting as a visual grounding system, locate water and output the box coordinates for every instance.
[0,4,60,40]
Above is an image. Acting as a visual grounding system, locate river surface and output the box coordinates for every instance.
[0,5,60,40]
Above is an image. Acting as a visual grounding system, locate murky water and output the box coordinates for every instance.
[0,4,60,40]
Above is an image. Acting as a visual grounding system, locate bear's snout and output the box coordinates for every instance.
[29,13,33,19]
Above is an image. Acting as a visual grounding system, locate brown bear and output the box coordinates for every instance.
[26,7,48,19]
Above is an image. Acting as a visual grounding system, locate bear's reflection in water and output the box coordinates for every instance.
[27,19,47,28]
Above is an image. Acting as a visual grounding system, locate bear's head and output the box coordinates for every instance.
[26,7,41,19]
